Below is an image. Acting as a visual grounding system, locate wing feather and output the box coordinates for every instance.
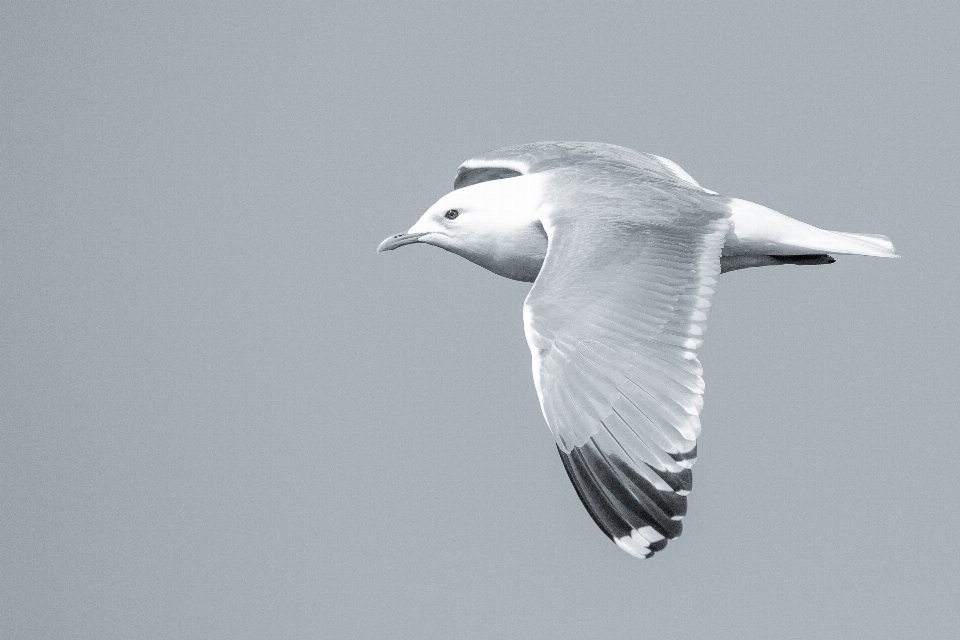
[525,167,729,558]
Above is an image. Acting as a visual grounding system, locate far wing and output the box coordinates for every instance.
[524,178,729,558]
[455,142,716,194]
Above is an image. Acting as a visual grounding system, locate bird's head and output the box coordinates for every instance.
[377,173,551,282]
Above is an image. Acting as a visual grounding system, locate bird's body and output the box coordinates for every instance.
[379,142,896,558]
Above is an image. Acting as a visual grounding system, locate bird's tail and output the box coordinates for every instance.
[726,198,899,259]
[821,231,898,258]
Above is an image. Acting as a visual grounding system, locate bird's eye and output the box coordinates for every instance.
[444,209,460,220]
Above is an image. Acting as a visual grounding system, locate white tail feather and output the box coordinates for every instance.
[726,198,898,258]
[828,231,898,257]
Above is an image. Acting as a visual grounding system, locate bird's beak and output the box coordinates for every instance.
[377,232,428,252]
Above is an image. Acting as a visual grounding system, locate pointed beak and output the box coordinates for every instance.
[377,232,428,252]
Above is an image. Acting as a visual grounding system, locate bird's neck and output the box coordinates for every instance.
[455,174,552,282]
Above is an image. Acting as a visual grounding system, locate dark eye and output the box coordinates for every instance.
[444,209,459,220]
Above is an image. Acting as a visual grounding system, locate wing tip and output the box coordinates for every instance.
[614,535,652,558]
[613,526,669,559]
[557,442,688,559]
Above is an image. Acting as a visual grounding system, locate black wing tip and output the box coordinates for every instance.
[557,442,689,559]
[557,443,619,539]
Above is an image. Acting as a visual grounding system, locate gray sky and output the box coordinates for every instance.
[3,2,959,639]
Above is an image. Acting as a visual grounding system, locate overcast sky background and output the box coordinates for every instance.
[4,2,959,639]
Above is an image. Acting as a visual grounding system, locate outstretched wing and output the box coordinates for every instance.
[524,169,730,558]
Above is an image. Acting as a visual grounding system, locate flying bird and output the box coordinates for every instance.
[378,142,897,558]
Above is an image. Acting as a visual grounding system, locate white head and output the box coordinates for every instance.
[377,173,551,282]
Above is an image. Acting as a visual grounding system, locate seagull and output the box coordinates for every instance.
[378,142,897,559]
